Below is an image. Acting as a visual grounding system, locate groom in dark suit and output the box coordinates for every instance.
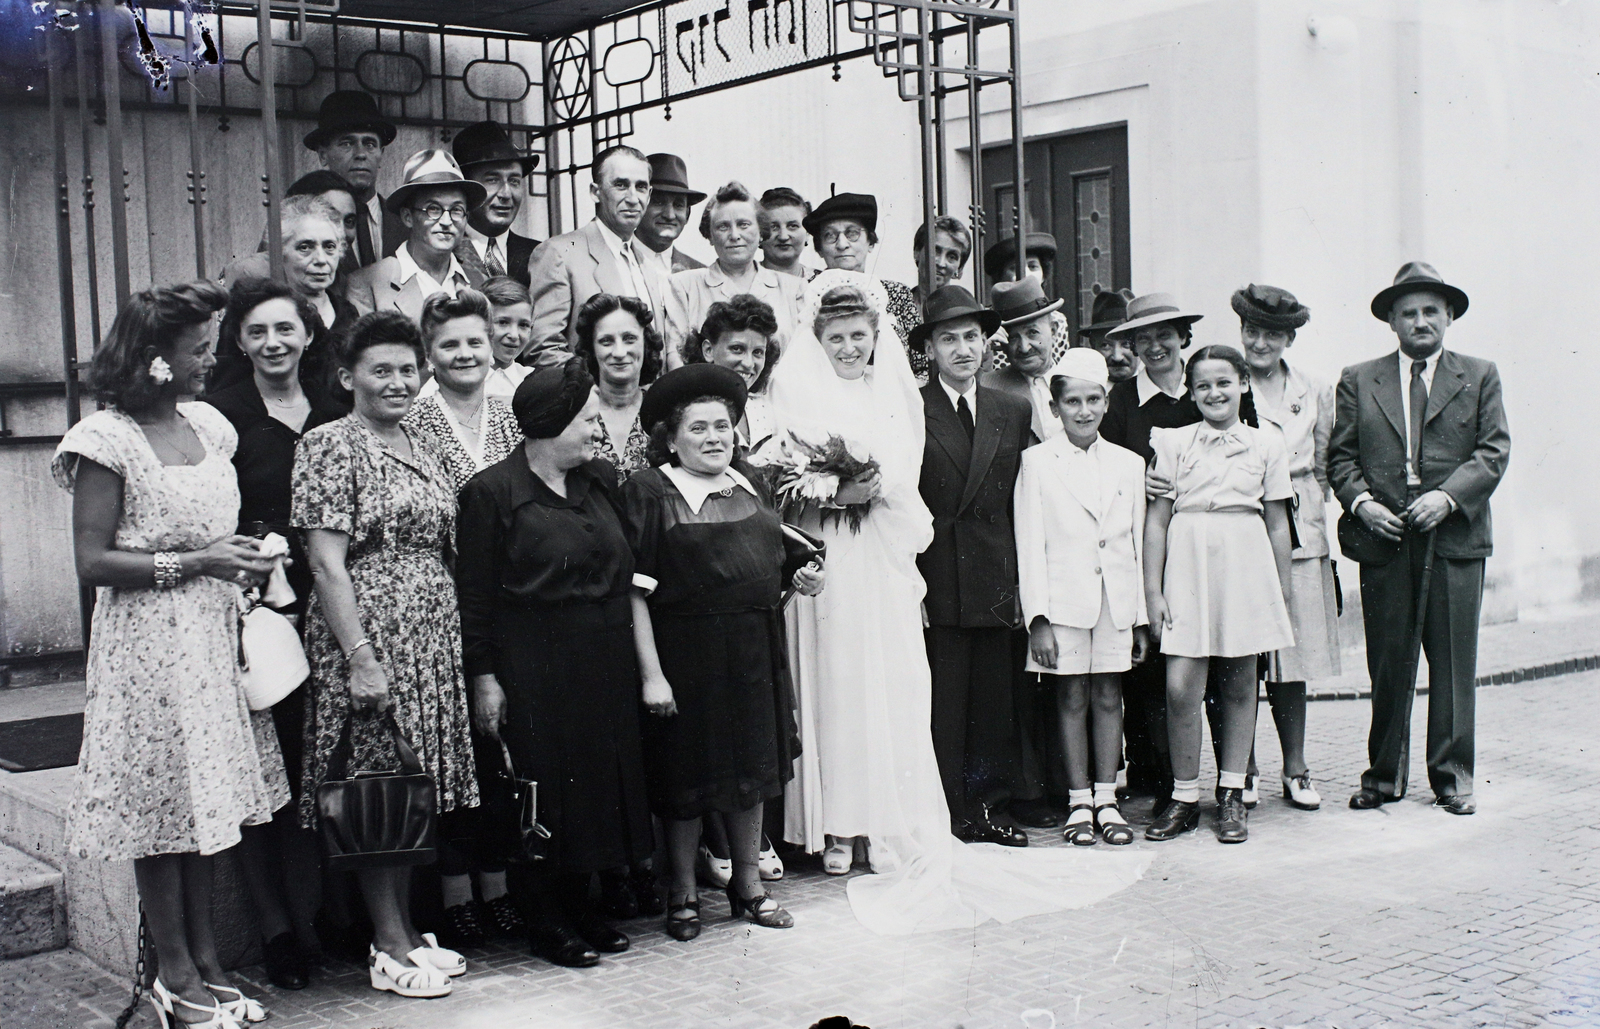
[1328,262,1510,816]
[916,286,1033,846]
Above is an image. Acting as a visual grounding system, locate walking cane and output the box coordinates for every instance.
[1390,529,1437,799]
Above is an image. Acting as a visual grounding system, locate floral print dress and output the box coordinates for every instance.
[595,403,651,480]
[291,416,479,827]
[52,405,289,861]
[403,393,522,491]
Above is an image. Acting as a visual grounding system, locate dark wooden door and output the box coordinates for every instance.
[981,124,1131,341]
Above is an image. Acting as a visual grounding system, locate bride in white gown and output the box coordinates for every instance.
[768,271,1151,935]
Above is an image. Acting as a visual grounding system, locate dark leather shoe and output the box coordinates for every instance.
[957,816,1029,847]
[262,932,309,990]
[629,865,665,917]
[438,900,488,949]
[1008,798,1069,829]
[596,871,638,920]
[528,922,599,968]
[1435,794,1476,815]
[1215,788,1248,843]
[1349,787,1396,810]
[1144,799,1200,840]
[574,913,630,954]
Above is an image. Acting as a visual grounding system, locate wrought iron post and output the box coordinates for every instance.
[1008,0,1026,274]
[73,21,103,346]
[97,0,131,306]
[258,0,283,278]
[187,62,208,279]
[916,4,937,302]
[966,14,984,296]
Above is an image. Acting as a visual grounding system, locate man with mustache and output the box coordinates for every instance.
[636,153,707,279]
[1079,289,1139,384]
[1329,263,1509,817]
[982,278,1066,444]
[452,121,541,289]
[525,145,666,367]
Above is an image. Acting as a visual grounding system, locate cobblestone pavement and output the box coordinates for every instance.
[5,672,1598,1029]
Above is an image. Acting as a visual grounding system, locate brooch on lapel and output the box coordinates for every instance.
[1289,403,1302,415]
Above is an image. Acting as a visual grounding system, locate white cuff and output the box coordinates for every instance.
[631,573,658,596]
[1351,491,1375,514]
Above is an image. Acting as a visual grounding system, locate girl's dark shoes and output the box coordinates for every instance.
[726,887,794,929]
[263,931,310,990]
[629,865,666,916]
[1216,788,1249,843]
[665,896,701,941]
[1094,805,1136,846]
[483,894,527,938]
[528,920,600,968]
[439,901,488,949]
[1144,799,1200,840]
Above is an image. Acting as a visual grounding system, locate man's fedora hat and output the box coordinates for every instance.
[802,192,878,238]
[910,284,1002,348]
[1232,283,1310,331]
[990,277,1065,327]
[1083,288,1136,334]
[303,90,396,150]
[1369,261,1469,321]
[640,364,747,433]
[385,149,489,214]
[647,153,707,205]
[982,232,1057,280]
[1104,292,1204,341]
[452,120,539,175]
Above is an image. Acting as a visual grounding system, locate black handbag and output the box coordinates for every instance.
[1336,509,1402,567]
[315,714,437,870]
[779,523,827,605]
[482,739,551,863]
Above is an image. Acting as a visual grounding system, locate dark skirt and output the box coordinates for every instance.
[643,606,796,821]
[494,595,653,874]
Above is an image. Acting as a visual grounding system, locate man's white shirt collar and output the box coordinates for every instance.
[395,242,466,296]
[938,375,978,416]
[1135,365,1187,405]
[466,223,510,263]
[659,464,755,515]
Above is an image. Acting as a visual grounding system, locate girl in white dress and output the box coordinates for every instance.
[1143,345,1295,846]
[770,271,1150,934]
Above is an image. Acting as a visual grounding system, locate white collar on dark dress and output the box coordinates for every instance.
[659,463,755,515]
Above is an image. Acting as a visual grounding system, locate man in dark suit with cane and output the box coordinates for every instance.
[1327,262,1510,816]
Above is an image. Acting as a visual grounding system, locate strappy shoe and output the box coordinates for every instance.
[1063,805,1097,846]
[368,946,451,998]
[150,980,241,1029]
[757,835,785,881]
[821,839,853,876]
[482,894,527,938]
[411,933,466,977]
[665,895,701,942]
[203,983,267,1023]
[1094,804,1135,846]
[726,887,794,929]
[438,901,487,949]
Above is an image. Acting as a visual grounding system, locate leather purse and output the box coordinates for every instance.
[315,715,437,870]
[481,740,551,863]
[1336,509,1401,567]
[779,523,827,604]
[238,599,309,712]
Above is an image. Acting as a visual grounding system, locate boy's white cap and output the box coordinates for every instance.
[1052,347,1109,391]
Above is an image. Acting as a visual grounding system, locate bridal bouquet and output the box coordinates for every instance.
[749,429,880,533]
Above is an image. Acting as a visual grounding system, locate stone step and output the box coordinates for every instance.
[0,839,67,957]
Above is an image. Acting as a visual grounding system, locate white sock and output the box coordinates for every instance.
[1172,778,1201,804]
[440,873,474,909]
[1092,783,1118,809]
[479,871,508,902]
[1067,788,1092,810]
[1218,771,1248,791]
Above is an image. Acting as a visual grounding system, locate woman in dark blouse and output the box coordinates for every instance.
[455,360,653,969]
[203,277,344,990]
[624,365,823,941]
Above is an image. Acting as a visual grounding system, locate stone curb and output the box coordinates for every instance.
[1302,653,1600,701]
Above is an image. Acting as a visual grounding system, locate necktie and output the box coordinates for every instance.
[354,206,376,267]
[1409,359,1428,479]
[621,243,646,302]
[956,394,975,439]
[485,237,505,278]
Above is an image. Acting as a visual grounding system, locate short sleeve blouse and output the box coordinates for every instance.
[1150,422,1293,514]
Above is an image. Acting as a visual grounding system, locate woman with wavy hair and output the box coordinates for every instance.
[54,280,288,1027]
[572,292,663,479]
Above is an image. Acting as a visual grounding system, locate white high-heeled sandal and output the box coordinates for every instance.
[412,932,466,977]
[697,842,733,887]
[204,982,268,1023]
[149,979,242,1029]
[757,836,784,881]
[368,946,451,998]
[822,837,853,876]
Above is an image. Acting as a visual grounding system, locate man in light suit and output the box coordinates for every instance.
[345,150,487,322]
[524,145,666,366]
[916,285,1033,847]
[635,153,707,279]
[1328,262,1510,816]
[452,120,540,289]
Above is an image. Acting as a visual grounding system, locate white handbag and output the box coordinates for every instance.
[240,601,309,711]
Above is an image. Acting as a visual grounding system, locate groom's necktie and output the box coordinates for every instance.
[956,395,975,440]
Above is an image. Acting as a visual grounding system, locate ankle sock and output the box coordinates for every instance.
[1172,778,1200,804]
[440,874,474,909]
[1092,783,1118,809]
[1067,788,1092,809]
[479,871,508,902]
[1218,771,1247,791]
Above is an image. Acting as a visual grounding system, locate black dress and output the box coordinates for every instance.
[621,467,797,820]
[456,455,653,873]
[211,294,356,415]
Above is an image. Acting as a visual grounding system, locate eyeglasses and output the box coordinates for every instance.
[330,136,383,153]
[412,203,470,223]
[820,225,866,245]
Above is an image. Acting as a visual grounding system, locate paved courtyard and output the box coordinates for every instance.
[4,671,1599,1029]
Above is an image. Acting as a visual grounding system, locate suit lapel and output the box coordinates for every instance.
[923,385,972,476]
[583,222,627,295]
[1048,441,1099,518]
[1424,350,1466,424]
[1097,443,1122,522]
[958,388,1005,513]
[454,238,489,283]
[1371,356,1407,444]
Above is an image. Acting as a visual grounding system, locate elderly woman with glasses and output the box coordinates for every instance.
[663,181,808,371]
[803,192,925,379]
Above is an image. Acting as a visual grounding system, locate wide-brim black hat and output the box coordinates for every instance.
[452,120,539,175]
[909,285,1002,348]
[983,232,1057,279]
[303,90,396,150]
[1369,261,1469,320]
[639,364,748,434]
[1232,283,1310,331]
[647,153,707,204]
[803,192,877,238]
[1083,287,1136,332]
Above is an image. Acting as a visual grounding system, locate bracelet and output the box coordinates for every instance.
[152,552,182,590]
[345,638,374,662]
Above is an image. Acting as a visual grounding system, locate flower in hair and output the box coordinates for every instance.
[148,355,174,384]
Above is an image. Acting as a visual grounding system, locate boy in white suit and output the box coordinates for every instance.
[1013,348,1150,846]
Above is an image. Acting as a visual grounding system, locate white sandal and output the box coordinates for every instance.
[369,946,451,998]
[757,836,784,881]
[412,932,466,977]
[150,979,242,1029]
[821,837,853,876]
[697,842,733,887]
[204,982,268,1023]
